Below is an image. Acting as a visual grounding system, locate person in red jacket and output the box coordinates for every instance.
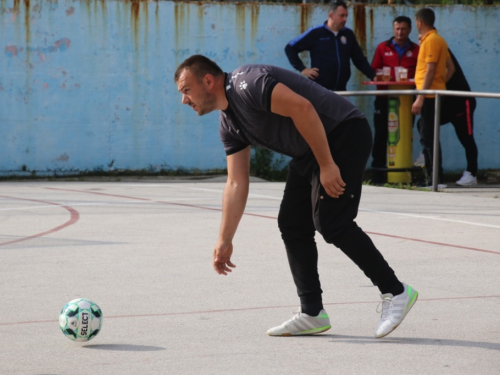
[370,16,419,184]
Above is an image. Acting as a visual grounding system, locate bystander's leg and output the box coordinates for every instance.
[371,97,389,184]
[451,99,478,177]
[418,98,444,184]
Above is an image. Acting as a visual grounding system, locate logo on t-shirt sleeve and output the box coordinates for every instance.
[239,81,248,90]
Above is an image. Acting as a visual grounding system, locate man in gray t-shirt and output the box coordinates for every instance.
[220,64,364,158]
[174,55,418,339]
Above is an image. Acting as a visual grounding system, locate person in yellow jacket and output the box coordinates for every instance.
[412,8,455,187]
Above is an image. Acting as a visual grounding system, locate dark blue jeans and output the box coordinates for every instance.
[277,118,402,311]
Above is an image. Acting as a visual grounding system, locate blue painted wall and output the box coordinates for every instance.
[1,1,498,176]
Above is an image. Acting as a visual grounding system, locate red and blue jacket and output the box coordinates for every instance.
[371,37,419,80]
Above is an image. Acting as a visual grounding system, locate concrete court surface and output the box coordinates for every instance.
[0,178,499,375]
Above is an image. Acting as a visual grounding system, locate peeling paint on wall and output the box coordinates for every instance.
[0,1,499,176]
[300,3,312,34]
[353,4,367,53]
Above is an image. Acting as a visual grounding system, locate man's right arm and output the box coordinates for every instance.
[213,146,251,275]
[284,31,313,74]
[285,43,307,73]
[412,62,437,115]
[285,38,320,80]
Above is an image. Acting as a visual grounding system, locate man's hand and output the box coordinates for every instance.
[413,62,436,115]
[270,83,344,197]
[301,68,319,80]
[320,162,346,198]
[213,241,236,275]
[412,95,425,115]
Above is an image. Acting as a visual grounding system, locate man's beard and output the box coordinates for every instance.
[195,89,217,116]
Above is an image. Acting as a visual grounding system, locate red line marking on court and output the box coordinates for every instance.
[104,294,500,319]
[364,231,500,255]
[44,187,500,255]
[44,187,278,218]
[0,195,80,247]
[2,295,499,326]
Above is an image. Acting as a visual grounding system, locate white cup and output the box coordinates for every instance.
[394,66,403,82]
[400,69,408,82]
[382,67,391,82]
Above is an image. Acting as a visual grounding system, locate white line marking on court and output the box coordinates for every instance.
[125,184,225,192]
[360,208,500,229]
[0,198,218,212]
[146,184,283,200]
[248,194,282,200]
[4,188,496,229]
[143,185,500,227]
[0,203,108,212]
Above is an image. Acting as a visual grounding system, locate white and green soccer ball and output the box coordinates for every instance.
[59,298,103,342]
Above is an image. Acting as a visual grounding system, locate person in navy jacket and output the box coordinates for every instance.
[285,0,374,91]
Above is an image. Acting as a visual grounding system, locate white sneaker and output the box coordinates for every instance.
[375,283,418,338]
[422,183,447,190]
[267,309,331,336]
[414,152,425,167]
[456,171,477,186]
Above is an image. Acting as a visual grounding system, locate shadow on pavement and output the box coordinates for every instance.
[328,334,500,351]
[82,344,166,352]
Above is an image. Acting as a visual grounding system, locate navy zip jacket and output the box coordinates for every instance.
[285,22,375,91]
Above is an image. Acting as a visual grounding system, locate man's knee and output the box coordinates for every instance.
[277,210,288,234]
[320,221,358,246]
[418,120,434,145]
[278,211,314,240]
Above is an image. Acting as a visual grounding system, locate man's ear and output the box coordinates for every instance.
[203,74,214,89]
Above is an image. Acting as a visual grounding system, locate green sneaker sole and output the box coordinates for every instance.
[270,325,332,337]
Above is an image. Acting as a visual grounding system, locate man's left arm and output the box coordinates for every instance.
[371,43,384,71]
[270,83,345,198]
[350,34,375,80]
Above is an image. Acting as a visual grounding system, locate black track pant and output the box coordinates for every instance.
[277,118,402,311]
[418,98,444,183]
[420,98,478,181]
[442,99,478,176]
[371,97,389,183]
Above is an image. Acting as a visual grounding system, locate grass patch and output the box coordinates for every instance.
[250,147,289,182]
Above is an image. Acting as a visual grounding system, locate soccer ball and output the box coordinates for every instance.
[59,298,103,342]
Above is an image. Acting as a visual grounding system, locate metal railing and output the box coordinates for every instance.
[336,88,500,191]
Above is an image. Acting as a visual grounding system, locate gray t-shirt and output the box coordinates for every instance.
[220,64,365,158]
